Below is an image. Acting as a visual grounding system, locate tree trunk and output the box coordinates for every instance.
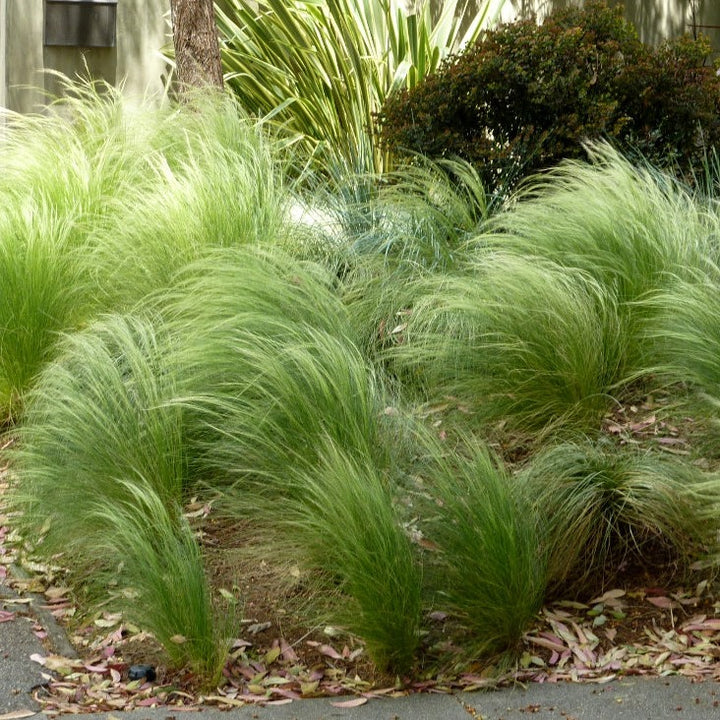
[170,0,224,91]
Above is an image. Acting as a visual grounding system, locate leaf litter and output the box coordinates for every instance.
[20,574,720,713]
[519,583,720,685]
[4,432,720,714]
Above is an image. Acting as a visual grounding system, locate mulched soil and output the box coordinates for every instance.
[2,389,720,714]
[17,574,720,714]
[6,517,720,715]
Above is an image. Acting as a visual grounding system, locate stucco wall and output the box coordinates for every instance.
[497,1,720,50]
[116,0,172,99]
[6,0,44,112]
[0,1,5,110]
[2,0,171,113]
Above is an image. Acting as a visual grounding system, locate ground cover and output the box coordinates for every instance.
[3,465,720,714]
[2,85,720,713]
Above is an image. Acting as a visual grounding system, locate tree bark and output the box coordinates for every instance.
[170,0,224,91]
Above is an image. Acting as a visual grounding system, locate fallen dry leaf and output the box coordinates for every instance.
[647,596,680,609]
[318,644,343,660]
[330,697,368,708]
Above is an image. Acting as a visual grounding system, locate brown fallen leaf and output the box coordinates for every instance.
[279,638,298,662]
[682,618,720,632]
[525,635,567,653]
[44,586,70,601]
[655,437,686,446]
[331,697,368,708]
[202,695,246,707]
[589,589,626,605]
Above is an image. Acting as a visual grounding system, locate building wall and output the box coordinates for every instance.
[2,0,171,113]
[496,1,720,50]
[0,0,5,110]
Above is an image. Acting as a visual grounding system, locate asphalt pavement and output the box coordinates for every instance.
[2,576,719,719]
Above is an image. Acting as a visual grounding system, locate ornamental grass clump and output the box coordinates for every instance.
[9,314,186,569]
[641,263,720,400]
[6,314,229,683]
[92,481,230,687]
[153,248,420,669]
[88,114,299,311]
[394,252,627,436]
[0,205,94,414]
[156,247,384,482]
[0,77,305,414]
[485,145,710,311]
[420,434,546,656]
[521,441,715,595]
[281,440,422,672]
[0,80,148,413]
[334,157,492,360]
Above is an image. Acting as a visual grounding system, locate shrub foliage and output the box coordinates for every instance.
[378,1,720,193]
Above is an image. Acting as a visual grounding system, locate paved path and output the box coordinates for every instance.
[0,580,53,714]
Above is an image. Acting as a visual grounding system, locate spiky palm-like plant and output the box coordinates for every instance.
[217,0,503,174]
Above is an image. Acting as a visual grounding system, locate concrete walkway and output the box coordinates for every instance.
[2,577,718,719]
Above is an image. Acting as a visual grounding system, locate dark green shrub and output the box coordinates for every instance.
[378,1,720,194]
